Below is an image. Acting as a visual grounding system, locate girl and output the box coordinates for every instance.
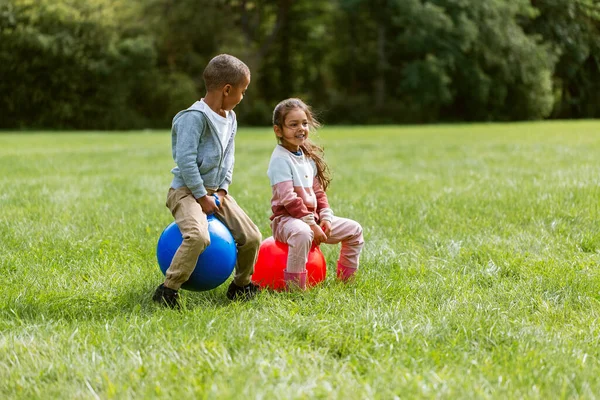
[267,98,364,290]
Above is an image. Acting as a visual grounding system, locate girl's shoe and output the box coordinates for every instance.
[284,270,307,291]
[337,263,357,282]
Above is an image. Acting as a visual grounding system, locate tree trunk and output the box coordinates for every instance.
[374,24,386,109]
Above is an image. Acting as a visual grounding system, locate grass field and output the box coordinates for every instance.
[1,121,600,399]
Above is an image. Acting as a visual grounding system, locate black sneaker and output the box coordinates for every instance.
[152,284,180,309]
[226,281,260,301]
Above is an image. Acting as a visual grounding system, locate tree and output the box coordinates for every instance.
[0,0,158,128]
[525,0,600,118]
[325,0,556,123]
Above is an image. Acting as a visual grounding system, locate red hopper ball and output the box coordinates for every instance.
[252,236,326,291]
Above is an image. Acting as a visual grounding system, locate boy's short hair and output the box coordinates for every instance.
[203,54,250,91]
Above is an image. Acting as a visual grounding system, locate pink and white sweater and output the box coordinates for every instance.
[267,145,334,225]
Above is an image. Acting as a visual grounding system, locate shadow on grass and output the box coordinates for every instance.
[2,271,377,327]
[1,282,237,324]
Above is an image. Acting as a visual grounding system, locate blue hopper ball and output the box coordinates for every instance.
[156,215,237,291]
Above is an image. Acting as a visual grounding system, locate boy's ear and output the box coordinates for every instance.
[223,84,232,96]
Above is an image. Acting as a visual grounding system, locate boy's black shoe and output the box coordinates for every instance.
[152,284,180,309]
[226,281,260,301]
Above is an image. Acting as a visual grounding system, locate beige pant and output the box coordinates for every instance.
[163,187,262,290]
[271,215,364,273]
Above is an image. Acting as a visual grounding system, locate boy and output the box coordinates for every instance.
[153,54,262,308]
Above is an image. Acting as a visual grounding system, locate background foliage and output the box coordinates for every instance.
[1,0,599,129]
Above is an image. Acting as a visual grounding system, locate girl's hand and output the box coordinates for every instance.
[319,220,332,237]
[310,224,327,245]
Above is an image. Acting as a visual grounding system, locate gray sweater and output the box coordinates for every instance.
[170,101,236,198]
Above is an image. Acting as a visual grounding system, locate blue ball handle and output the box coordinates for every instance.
[207,193,220,220]
[212,193,221,207]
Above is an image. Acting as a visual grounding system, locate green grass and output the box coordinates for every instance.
[1,120,600,399]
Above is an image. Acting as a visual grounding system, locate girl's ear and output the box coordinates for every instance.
[273,125,283,137]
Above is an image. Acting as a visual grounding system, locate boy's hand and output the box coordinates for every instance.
[310,224,327,245]
[319,220,332,237]
[197,195,219,215]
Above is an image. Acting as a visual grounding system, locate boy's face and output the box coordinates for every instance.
[222,74,250,111]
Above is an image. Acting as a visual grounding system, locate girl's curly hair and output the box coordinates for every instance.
[272,98,332,191]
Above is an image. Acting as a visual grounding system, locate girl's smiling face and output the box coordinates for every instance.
[274,108,310,152]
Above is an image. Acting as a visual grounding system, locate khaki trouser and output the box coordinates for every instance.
[163,186,261,290]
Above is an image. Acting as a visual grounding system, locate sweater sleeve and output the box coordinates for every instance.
[268,156,316,224]
[268,156,293,185]
[174,112,207,198]
[272,181,316,224]
[313,178,333,222]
